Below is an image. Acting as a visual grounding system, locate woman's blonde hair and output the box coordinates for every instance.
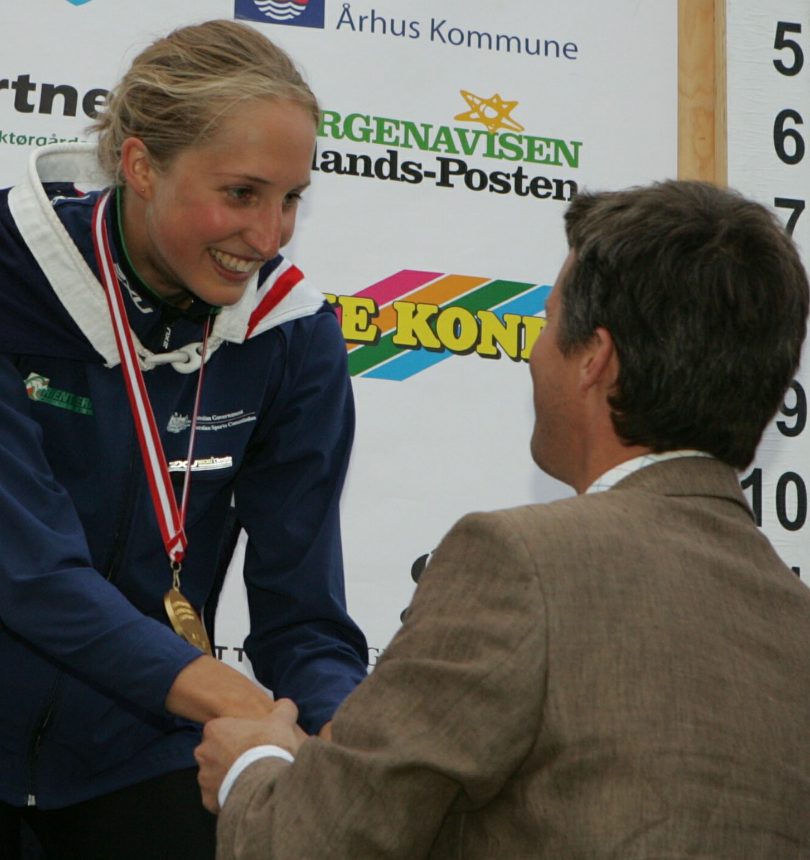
[90,19,319,185]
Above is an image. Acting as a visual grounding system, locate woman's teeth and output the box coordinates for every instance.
[210,249,255,273]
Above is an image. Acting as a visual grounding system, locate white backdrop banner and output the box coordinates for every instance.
[727,1,810,587]
[0,0,678,673]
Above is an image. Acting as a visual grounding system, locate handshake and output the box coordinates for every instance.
[194,698,318,814]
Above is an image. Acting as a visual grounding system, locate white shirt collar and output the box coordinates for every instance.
[585,450,713,495]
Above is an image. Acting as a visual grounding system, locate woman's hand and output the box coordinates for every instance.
[165,655,276,723]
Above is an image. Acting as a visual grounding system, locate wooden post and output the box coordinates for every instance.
[678,0,727,183]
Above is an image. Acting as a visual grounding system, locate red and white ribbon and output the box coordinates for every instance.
[91,190,209,563]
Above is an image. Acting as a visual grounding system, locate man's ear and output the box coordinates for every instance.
[579,326,618,393]
[120,137,155,201]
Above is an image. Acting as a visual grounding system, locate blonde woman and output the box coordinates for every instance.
[0,20,366,858]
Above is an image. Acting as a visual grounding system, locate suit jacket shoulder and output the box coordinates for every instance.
[218,456,810,858]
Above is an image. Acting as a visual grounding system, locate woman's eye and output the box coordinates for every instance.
[227,187,253,202]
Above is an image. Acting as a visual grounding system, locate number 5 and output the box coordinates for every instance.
[774,22,804,76]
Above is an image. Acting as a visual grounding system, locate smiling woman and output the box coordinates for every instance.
[117,97,315,308]
[0,19,367,860]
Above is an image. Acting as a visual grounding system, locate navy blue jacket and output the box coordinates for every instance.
[0,146,367,808]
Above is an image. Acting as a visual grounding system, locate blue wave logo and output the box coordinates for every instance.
[66,0,93,5]
[234,0,325,28]
[257,0,308,21]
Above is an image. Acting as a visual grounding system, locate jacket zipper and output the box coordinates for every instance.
[102,428,139,584]
[26,431,138,803]
[26,678,60,806]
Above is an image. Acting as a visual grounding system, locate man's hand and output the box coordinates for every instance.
[195,698,306,813]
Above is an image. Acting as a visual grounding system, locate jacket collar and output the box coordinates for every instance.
[612,456,754,521]
[7,143,324,370]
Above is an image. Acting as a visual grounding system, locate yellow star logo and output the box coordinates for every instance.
[454,90,525,134]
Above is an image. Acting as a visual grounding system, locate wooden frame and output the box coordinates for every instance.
[678,0,727,183]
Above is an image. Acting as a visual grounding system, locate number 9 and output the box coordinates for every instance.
[777,380,806,437]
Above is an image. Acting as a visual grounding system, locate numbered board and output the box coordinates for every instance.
[727,3,810,582]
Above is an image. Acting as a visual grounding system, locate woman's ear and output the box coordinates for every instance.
[120,137,155,200]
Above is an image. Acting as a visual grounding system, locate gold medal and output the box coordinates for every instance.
[164,586,213,655]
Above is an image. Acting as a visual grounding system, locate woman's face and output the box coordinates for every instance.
[124,98,315,308]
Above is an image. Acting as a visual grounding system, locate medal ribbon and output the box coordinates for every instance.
[91,190,209,564]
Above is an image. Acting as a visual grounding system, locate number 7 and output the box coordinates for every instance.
[774,197,805,235]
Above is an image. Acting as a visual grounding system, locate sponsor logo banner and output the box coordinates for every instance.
[326,271,551,381]
[314,90,581,201]
[333,6,579,60]
[235,0,325,29]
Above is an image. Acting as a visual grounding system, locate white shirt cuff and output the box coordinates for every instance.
[218,744,295,809]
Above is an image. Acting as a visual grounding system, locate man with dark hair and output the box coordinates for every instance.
[197,181,810,858]
[557,182,807,470]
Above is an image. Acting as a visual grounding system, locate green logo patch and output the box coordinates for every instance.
[25,373,94,416]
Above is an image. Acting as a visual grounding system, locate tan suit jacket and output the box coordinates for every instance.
[219,458,810,858]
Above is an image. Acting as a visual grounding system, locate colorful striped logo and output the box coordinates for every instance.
[326,270,550,381]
